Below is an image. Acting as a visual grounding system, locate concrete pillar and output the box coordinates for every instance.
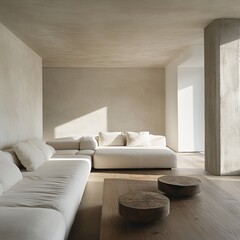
[205,19,240,175]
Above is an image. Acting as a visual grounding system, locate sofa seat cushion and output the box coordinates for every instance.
[54,149,79,155]
[0,207,65,240]
[93,147,177,169]
[77,150,95,156]
[0,160,91,237]
[50,154,92,162]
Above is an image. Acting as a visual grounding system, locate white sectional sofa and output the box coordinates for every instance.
[47,132,177,169]
[0,132,176,240]
[0,139,91,240]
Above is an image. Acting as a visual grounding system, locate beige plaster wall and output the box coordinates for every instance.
[43,68,165,140]
[0,23,42,149]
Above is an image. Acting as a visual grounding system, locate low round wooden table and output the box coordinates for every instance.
[118,191,170,223]
[158,176,201,198]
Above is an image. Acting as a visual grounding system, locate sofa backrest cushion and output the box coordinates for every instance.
[126,132,150,147]
[80,136,98,150]
[98,132,125,146]
[46,138,80,150]
[0,150,23,192]
[13,140,46,171]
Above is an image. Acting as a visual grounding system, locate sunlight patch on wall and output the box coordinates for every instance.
[54,107,107,138]
[178,84,194,150]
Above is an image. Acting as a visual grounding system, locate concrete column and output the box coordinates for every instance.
[205,19,240,175]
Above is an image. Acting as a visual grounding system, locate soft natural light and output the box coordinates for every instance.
[178,67,204,152]
[54,107,108,138]
[178,83,194,150]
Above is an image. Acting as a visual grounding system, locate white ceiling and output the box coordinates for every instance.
[1,0,240,68]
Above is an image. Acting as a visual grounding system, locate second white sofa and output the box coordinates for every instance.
[47,132,177,169]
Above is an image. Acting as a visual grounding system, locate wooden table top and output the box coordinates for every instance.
[158,175,202,197]
[100,176,240,240]
[118,191,170,222]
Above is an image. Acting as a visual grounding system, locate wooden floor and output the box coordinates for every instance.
[68,153,240,240]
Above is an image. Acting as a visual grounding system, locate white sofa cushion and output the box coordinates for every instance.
[0,159,91,237]
[0,207,66,240]
[46,137,80,150]
[30,138,56,159]
[77,150,95,156]
[13,140,46,171]
[50,155,92,162]
[94,147,177,169]
[126,131,150,147]
[99,132,124,146]
[54,149,79,155]
[3,149,23,168]
[80,136,98,150]
[0,150,23,192]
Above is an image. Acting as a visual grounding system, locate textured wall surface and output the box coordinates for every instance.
[0,23,42,149]
[205,19,240,175]
[43,68,165,140]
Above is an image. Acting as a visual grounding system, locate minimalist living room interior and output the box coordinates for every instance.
[1,0,240,239]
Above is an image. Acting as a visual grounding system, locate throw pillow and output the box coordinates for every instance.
[30,138,56,159]
[3,149,23,168]
[0,150,23,192]
[80,136,98,150]
[13,140,46,171]
[126,131,150,147]
[98,132,124,146]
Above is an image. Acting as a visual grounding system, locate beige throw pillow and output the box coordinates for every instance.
[13,140,46,171]
[126,131,150,147]
[30,138,56,159]
[99,132,124,146]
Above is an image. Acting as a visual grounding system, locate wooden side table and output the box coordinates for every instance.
[158,176,201,198]
[118,191,170,222]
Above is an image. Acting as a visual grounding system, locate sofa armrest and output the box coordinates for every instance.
[80,136,98,150]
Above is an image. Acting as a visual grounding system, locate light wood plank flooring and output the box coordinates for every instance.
[68,153,240,240]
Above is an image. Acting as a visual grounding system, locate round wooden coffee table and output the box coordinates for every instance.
[158,176,201,198]
[118,191,170,223]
